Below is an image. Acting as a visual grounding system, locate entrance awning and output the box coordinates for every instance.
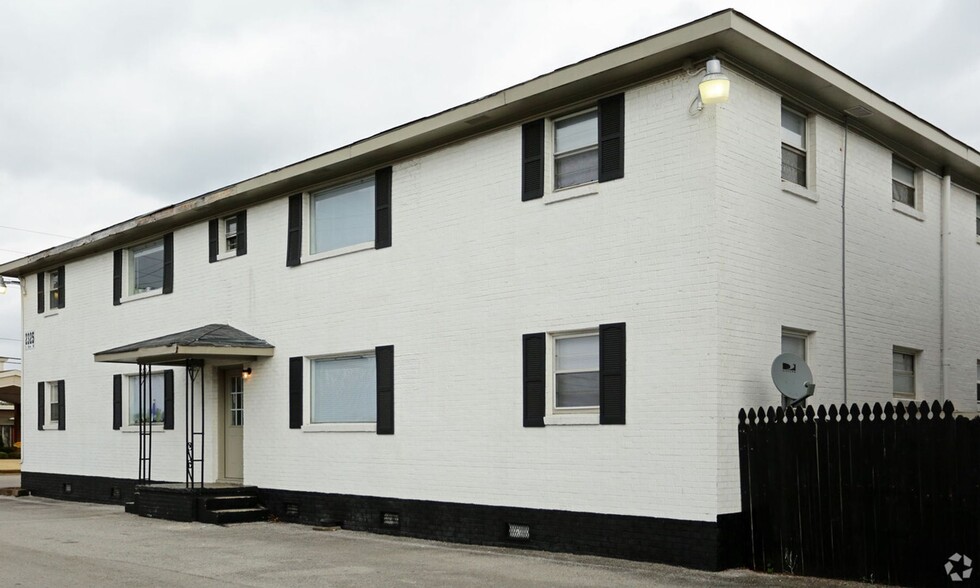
[0,370,20,404]
[94,324,274,365]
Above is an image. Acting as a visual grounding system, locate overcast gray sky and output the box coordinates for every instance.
[1,0,979,363]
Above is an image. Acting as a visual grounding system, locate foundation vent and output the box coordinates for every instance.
[109,487,121,499]
[284,503,299,517]
[62,483,72,494]
[508,523,531,541]
[381,512,400,528]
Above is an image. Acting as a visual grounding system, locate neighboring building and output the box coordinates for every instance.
[1,10,980,570]
[0,358,21,448]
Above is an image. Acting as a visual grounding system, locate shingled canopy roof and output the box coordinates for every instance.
[94,324,274,365]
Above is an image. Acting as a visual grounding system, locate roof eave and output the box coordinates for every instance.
[94,345,275,365]
[3,9,978,276]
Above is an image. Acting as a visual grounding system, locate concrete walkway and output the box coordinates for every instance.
[0,495,876,587]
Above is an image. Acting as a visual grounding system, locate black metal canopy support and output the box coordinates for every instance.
[185,359,205,489]
[137,363,152,483]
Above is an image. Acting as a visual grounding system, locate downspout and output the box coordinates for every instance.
[841,117,849,404]
[940,171,951,402]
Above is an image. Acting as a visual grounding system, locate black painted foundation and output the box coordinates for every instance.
[21,471,744,571]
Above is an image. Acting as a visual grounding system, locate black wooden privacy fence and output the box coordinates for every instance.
[738,400,979,586]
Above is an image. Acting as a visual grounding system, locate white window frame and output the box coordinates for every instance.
[892,347,918,399]
[974,196,980,241]
[303,176,376,263]
[46,269,61,312]
[780,328,809,361]
[122,237,166,301]
[122,373,167,431]
[780,103,817,201]
[214,215,240,261]
[42,381,60,430]
[302,351,377,433]
[553,108,599,191]
[891,156,923,218]
[543,328,600,426]
[975,360,979,406]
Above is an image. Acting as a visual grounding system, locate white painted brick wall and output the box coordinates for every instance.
[19,67,980,523]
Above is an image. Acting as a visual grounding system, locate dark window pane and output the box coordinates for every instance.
[555,150,599,188]
[892,181,915,207]
[781,146,806,186]
[555,372,600,408]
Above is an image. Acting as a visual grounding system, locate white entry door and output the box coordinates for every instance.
[224,373,244,480]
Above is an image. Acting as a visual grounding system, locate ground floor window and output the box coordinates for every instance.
[129,373,166,425]
[311,354,376,424]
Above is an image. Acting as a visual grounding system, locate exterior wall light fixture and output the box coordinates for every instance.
[699,58,730,105]
[0,276,21,295]
[242,367,252,380]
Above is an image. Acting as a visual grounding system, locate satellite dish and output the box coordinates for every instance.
[771,353,816,406]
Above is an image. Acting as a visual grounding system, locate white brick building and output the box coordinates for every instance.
[2,10,979,570]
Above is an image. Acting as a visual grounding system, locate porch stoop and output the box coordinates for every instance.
[127,483,268,524]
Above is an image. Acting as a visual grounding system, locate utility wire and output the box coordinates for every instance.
[0,225,72,238]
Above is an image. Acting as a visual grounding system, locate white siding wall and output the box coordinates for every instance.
[20,66,980,522]
[713,69,980,514]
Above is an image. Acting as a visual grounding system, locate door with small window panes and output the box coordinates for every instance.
[223,372,244,480]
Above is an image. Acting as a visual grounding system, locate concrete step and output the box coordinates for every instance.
[201,494,258,511]
[0,487,28,497]
[198,506,269,525]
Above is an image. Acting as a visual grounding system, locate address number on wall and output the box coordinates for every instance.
[24,331,35,350]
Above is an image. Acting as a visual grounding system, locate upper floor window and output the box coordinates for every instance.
[520,93,624,202]
[36,266,65,314]
[891,158,917,208]
[974,196,979,236]
[113,233,173,305]
[554,110,598,189]
[311,177,375,255]
[131,239,165,294]
[209,211,247,262]
[780,105,807,187]
[285,168,392,267]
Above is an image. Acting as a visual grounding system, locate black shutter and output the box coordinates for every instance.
[522,333,546,427]
[236,210,247,256]
[375,167,392,249]
[37,382,44,430]
[208,219,219,263]
[599,322,626,424]
[57,380,65,430]
[376,345,394,435]
[162,233,174,294]
[598,93,625,183]
[163,370,174,430]
[289,356,303,429]
[36,271,44,314]
[113,375,123,430]
[286,194,302,267]
[112,249,122,306]
[522,120,545,201]
[56,266,65,309]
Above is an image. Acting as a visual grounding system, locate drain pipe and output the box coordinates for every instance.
[940,171,951,402]
[840,116,850,405]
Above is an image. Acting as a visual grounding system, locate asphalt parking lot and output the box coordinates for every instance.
[0,483,871,587]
